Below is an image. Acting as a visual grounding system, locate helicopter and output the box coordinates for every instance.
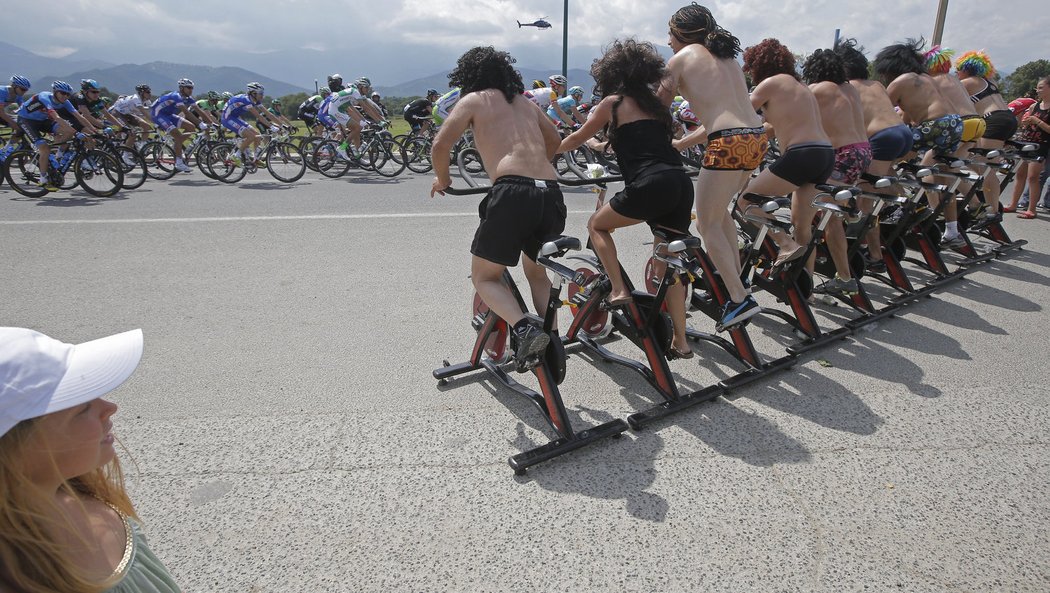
[517,17,552,29]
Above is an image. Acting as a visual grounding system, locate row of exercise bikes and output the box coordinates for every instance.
[434,139,1042,475]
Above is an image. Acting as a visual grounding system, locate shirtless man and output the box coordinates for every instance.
[657,3,767,331]
[874,40,963,244]
[802,49,872,295]
[430,46,564,368]
[836,39,912,271]
[741,40,851,294]
[956,50,1018,226]
[924,45,983,247]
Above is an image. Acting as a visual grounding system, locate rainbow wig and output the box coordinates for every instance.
[955,50,996,78]
[923,45,955,74]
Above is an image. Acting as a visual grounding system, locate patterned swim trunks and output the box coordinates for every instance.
[702,126,768,171]
[911,114,964,155]
[829,141,873,185]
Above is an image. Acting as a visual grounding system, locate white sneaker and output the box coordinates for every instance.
[174,159,191,173]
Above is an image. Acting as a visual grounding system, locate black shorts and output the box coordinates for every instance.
[982,110,1019,142]
[768,142,835,187]
[17,117,58,146]
[609,166,693,233]
[299,112,317,127]
[471,175,566,266]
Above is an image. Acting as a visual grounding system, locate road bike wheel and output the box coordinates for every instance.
[266,141,306,182]
[141,141,177,180]
[3,149,48,197]
[455,147,488,188]
[114,146,147,190]
[566,265,612,339]
[313,140,350,179]
[75,150,123,197]
[472,293,511,363]
[206,143,247,184]
[403,137,433,173]
[369,138,406,177]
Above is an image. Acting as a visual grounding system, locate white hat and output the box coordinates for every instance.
[0,328,143,438]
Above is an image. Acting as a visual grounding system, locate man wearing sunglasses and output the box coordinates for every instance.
[16,80,97,191]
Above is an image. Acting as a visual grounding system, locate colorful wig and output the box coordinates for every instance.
[955,50,996,79]
[923,45,955,75]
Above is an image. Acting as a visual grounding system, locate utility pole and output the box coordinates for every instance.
[561,0,568,97]
[932,0,949,46]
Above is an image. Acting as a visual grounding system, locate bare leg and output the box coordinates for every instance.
[740,168,803,254]
[1008,161,1029,209]
[791,185,822,275]
[521,255,554,330]
[471,256,524,326]
[587,205,643,302]
[695,168,757,303]
[861,158,895,261]
[1023,165,1041,216]
[649,252,690,354]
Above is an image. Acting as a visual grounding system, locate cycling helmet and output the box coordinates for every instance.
[81,79,100,91]
[548,74,567,86]
[271,99,281,106]
[51,80,74,94]
[355,77,371,88]
[135,84,151,93]
[532,79,547,89]
[568,85,584,97]
[327,73,342,83]
[10,75,31,90]
[247,82,264,94]
[319,88,332,97]
[177,78,194,88]
[371,92,380,99]
[425,88,439,97]
[221,91,233,100]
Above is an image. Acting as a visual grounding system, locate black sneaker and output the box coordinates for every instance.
[970,211,1002,231]
[863,254,886,274]
[716,294,760,332]
[510,323,550,371]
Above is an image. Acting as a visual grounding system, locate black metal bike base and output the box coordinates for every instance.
[990,239,1027,256]
[785,326,852,355]
[508,418,629,474]
[626,384,724,430]
[719,353,797,390]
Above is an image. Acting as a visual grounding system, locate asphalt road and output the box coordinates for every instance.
[2,167,1048,592]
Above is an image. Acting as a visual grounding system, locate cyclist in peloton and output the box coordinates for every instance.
[524,75,575,127]
[111,84,153,153]
[16,81,98,191]
[57,79,120,152]
[403,88,440,136]
[297,88,330,134]
[150,78,217,172]
[432,87,461,126]
[220,82,285,165]
[326,74,346,92]
[370,92,388,117]
[547,85,587,127]
[0,75,31,132]
[195,91,224,121]
[430,46,565,368]
[324,77,387,159]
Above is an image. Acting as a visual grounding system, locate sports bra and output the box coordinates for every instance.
[969,78,999,104]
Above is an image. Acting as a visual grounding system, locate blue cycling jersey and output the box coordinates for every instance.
[151,91,193,119]
[17,92,76,121]
[546,95,577,120]
[0,86,25,106]
[222,94,260,121]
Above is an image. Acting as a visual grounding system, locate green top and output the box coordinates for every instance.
[104,513,181,593]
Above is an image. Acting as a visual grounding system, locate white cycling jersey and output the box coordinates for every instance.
[326,88,364,115]
[524,88,558,110]
[112,94,151,115]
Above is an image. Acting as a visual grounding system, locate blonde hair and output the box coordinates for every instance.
[0,419,138,593]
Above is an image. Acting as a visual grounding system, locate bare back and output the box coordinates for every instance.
[886,72,953,124]
[809,81,869,148]
[931,73,978,116]
[666,44,762,133]
[751,74,830,149]
[960,75,1010,115]
[460,90,559,181]
[849,79,905,136]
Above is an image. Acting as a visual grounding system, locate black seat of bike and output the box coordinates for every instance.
[539,235,582,257]
[652,228,701,248]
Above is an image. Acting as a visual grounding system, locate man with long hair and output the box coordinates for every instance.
[430,47,564,369]
[658,3,768,331]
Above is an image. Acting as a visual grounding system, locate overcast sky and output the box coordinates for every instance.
[9,0,1049,87]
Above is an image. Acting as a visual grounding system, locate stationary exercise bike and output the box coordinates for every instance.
[433,185,628,474]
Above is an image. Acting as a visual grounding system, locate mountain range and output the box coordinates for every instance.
[3,41,596,99]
